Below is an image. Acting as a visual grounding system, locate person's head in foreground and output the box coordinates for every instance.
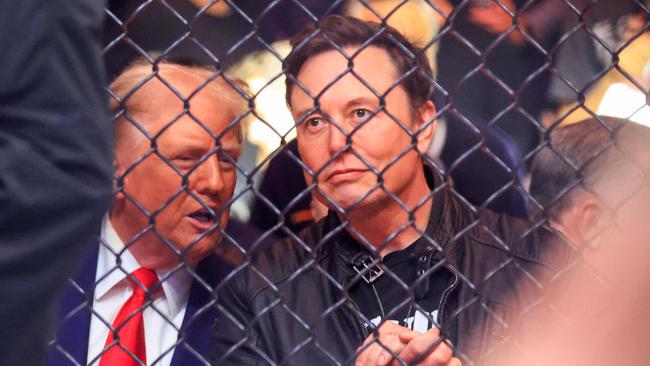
[109,61,247,270]
[530,116,650,274]
[499,116,650,366]
[284,14,437,254]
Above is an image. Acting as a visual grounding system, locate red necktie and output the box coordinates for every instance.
[99,268,158,366]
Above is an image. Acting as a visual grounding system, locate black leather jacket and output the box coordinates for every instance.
[210,183,569,366]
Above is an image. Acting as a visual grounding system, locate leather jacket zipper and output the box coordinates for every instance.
[437,266,459,326]
[345,297,369,340]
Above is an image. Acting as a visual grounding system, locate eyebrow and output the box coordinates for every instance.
[217,140,242,157]
[292,96,382,119]
[343,96,381,111]
[292,104,320,121]
[162,142,208,157]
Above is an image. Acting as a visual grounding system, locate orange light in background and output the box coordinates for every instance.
[346,0,452,74]
[188,0,232,17]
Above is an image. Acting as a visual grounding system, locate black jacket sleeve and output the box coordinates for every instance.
[0,0,113,364]
[211,275,269,365]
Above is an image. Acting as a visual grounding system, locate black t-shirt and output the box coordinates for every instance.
[349,240,455,332]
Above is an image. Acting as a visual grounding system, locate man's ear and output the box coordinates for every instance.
[112,157,127,208]
[577,195,609,248]
[415,100,437,153]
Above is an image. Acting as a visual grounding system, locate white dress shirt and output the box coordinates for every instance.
[87,218,192,366]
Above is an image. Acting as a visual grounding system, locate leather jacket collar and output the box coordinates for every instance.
[315,166,453,298]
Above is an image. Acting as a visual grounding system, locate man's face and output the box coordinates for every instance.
[290,46,433,211]
[112,75,241,269]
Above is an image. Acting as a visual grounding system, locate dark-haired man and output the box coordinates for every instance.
[211,15,564,366]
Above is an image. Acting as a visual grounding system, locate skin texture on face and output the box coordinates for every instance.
[290,45,435,214]
[111,71,242,270]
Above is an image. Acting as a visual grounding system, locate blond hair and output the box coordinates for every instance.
[109,61,251,152]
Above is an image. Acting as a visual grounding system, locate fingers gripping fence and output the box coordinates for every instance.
[48,1,650,366]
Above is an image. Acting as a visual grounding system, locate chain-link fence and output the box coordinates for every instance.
[46,1,650,365]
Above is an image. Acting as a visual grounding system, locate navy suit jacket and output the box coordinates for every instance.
[46,246,233,366]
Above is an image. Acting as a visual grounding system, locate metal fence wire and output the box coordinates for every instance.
[47,1,650,366]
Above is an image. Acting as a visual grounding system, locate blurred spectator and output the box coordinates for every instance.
[498,116,650,365]
[103,0,346,79]
[256,0,345,44]
[432,109,529,217]
[527,0,649,126]
[562,8,649,125]
[0,1,113,364]
[437,0,550,157]
[103,0,266,78]
[249,139,314,239]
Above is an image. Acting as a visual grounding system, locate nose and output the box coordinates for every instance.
[192,154,225,197]
[328,121,349,156]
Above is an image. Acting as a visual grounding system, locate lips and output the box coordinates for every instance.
[326,168,369,183]
[187,207,218,231]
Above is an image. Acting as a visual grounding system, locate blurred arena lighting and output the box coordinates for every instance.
[228,41,294,165]
[598,83,650,127]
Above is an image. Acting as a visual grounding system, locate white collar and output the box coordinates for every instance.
[94,216,193,318]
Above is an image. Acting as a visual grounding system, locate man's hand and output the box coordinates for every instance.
[355,322,461,366]
[356,322,418,366]
[396,327,461,366]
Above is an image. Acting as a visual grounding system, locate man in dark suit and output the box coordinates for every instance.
[0,1,113,365]
[46,61,248,366]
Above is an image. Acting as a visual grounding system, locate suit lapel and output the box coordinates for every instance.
[47,245,98,365]
[170,254,233,366]
[48,250,232,366]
